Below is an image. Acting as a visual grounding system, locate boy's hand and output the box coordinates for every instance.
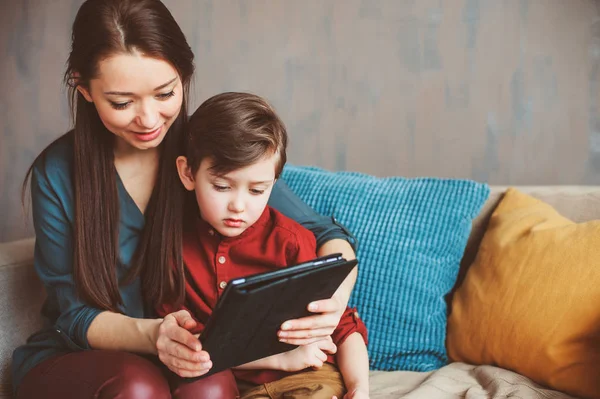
[333,386,370,399]
[278,337,337,372]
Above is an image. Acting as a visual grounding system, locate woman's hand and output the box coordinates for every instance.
[278,296,345,345]
[279,238,358,345]
[155,310,212,378]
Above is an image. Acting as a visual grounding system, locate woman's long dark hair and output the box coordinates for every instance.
[22,0,194,312]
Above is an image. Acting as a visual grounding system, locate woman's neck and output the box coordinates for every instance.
[113,139,161,215]
[114,149,160,176]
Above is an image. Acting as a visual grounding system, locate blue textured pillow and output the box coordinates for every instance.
[281,165,489,371]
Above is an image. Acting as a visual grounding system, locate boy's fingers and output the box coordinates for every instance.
[317,339,337,354]
[316,350,327,362]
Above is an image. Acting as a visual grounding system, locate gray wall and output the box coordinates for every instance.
[2,0,600,242]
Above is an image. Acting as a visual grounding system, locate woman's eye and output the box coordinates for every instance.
[213,185,229,192]
[110,101,131,110]
[250,189,265,195]
[157,90,175,100]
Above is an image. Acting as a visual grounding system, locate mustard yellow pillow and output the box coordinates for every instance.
[447,188,600,399]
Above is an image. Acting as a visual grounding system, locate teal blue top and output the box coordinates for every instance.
[12,133,356,392]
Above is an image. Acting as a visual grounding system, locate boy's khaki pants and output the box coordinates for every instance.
[237,363,346,399]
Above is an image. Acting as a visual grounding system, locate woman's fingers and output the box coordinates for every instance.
[159,352,211,372]
[170,309,198,330]
[306,297,343,314]
[282,336,324,346]
[279,325,335,342]
[280,315,337,333]
[278,297,345,346]
[169,340,209,363]
[280,297,343,332]
[167,310,200,343]
[161,314,202,351]
[165,361,212,378]
[156,311,212,375]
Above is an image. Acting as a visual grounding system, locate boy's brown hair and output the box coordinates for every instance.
[185,92,288,178]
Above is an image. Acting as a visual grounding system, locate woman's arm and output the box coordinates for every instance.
[30,154,103,350]
[278,239,358,345]
[87,311,162,353]
[268,179,358,251]
[269,179,358,345]
[31,149,210,378]
[88,310,212,378]
[318,238,357,307]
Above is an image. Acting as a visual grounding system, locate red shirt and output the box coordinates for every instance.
[157,206,367,385]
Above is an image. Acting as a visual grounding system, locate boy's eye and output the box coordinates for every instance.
[250,189,265,195]
[157,90,175,100]
[213,184,229,192]
[109,101,131,110]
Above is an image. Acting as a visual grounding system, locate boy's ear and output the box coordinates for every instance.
[176,156,196,191]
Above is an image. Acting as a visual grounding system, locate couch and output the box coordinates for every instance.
[1,185,595,399]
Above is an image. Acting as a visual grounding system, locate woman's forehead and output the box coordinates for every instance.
[93,52,179,94]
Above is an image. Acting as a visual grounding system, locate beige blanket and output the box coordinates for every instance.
[369,362,577,399]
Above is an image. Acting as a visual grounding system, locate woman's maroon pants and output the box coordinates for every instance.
[16,350,239,399]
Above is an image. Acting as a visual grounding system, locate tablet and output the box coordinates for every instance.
[198,253,357,376]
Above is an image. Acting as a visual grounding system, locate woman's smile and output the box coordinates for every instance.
[130,124,164,142]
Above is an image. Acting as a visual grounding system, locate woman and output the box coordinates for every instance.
[14,0,358,398]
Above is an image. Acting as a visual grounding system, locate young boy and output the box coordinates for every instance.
[160,92,369,399]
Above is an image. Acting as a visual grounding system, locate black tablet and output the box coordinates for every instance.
[197,253,357,376]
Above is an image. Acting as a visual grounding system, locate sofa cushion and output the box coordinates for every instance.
[281,165,489,371]
[447,188,600,399]
[0,238,44,398]
[455,186,600,308]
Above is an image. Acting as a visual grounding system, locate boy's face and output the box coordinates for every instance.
[183,154,277,237]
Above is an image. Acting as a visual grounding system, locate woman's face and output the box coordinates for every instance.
[78,52,184,152]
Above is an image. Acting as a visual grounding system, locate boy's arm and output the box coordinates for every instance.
[233,338,337,372]
[233,353,282,370]
[336,333,370,397]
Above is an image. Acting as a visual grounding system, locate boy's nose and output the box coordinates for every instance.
[228,198,244,213]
